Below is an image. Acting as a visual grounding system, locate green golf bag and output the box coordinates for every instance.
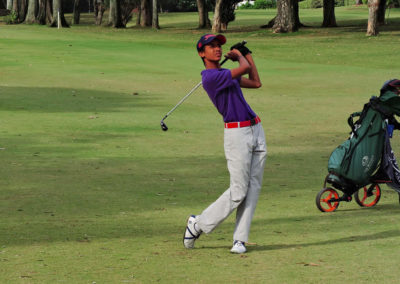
[327,80,400,193]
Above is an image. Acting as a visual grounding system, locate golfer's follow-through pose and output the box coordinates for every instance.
[183,34,267,254]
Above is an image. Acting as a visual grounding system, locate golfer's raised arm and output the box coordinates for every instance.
[227,50,251,79]
[240,54,262,89]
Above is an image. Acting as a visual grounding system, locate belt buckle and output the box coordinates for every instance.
[250,118,256,126]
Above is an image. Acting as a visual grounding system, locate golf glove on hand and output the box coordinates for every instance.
[230,43,252,56]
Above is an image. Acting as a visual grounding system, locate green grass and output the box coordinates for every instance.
[1,7,400,283]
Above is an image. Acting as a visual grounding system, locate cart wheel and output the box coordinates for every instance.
[354,184,381,207]
[316,188,340,212]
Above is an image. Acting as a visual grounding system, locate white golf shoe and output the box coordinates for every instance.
[230,240,247,254]
[183,215,202,249]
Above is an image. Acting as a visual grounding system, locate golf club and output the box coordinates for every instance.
[160,41,247,131]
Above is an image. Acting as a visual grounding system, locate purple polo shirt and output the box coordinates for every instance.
[201,68,257,123]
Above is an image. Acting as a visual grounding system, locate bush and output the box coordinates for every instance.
[253,0,268,8]
[5,10,18,24]
[310,0,322,8]
[299,0,348,8]
[335,0,345,6]
[238,2,254,9]
[238,0,276,9]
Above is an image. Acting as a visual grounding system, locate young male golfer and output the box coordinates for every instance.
[183,34,267,254]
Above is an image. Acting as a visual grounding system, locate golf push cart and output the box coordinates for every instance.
[316,79,400,212]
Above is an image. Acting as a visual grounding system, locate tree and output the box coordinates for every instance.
[19,0,28,22]
[220,0,241,31]
[25,0,37,23]
[322,0,337,27]
[121,0,137,26]
[36,0,47,24]
[46,0,52,23]
[50,0,69,27]
[139,0,152,26]
[212,0,222,33]
[12,0,19,21]
[152,0,159,29]
[108,0,124,27]
[73,0,81,24]
[108,0,115,24]
[366,0,380,35]
[377,0,386,24]
[94,0,106,25]
[272,0,298,33]
[196,0,211,28]
[263,0,303,31]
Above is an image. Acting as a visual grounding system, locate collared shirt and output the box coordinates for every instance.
[201,68,257,123]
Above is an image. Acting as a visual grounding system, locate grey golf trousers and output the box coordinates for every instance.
[197,123,267,243]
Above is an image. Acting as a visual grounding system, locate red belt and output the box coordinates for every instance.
[224,116,261,129]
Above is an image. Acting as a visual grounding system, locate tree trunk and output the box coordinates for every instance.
[355,0,363,4]
[136,4,141,25]
[94,0,105,25]
[272,0,297,33]
[221,22,227,31]
[73,0,80,24]
[25,0,37,23]
[7,0,12,10]
[19,0,27,22]
[377,0,386,24]
[50,0,69,27]
[37,0,46,24]
[109,0,124,28]
[322,0,337,27]
[12,0,19,21]
[196,0,210,28]
[212,0,222,33]
[261,16,276,28]
[263,0,304,29]
[152,0,159,29]
[293,0,305,27]
[108,0,114,25]
[366,0,379,36]
[46,0,52,23]
[139,0,152,26]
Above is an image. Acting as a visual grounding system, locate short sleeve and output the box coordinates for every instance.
[213,69,234,92]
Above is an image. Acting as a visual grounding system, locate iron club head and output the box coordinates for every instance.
[161,121,168,131]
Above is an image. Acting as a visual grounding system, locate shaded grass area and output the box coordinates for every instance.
[1,8,400,283]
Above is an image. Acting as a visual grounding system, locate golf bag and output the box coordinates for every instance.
[327,79,400,195]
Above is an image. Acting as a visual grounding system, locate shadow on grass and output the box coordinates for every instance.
[251,229,400,252]
[1,144,399,247]
[200,229,400,252]
[0,86,160,113]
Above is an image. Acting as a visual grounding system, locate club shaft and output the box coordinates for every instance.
[160,57,233,124]
[162,81,203,121]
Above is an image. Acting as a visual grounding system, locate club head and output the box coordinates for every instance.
[161,121,168,131]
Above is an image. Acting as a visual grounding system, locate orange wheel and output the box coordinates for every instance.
[316,188,340,212]
[354,184,381,207]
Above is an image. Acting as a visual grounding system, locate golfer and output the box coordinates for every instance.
[183,34,267,254]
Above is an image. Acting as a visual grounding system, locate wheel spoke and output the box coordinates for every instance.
[354,184,381,207]
[361,188,368,203]
[316,188,340,212]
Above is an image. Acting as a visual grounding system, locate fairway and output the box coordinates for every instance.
[1,7,400,283]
